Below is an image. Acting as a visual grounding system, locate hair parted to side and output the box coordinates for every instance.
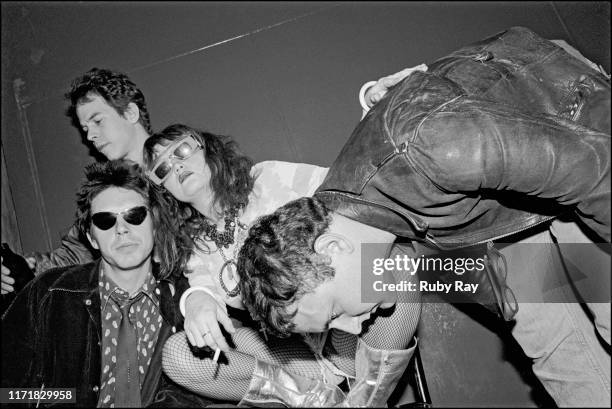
[66,67,153,135]
[143,124,255,276]
[75,159,176,279]
[237,197,335,338]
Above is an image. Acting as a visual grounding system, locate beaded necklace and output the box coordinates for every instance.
[203,206,245,297]
[202,206,240,249]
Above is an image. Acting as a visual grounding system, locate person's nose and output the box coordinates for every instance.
[86,125,98,141]
[114,215,129,235]
[173,162,184,174]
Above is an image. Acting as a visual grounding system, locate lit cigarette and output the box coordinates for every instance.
[213,348,221,363]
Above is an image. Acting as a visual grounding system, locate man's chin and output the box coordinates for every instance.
[102,148,128,162]
[109,254,152,271]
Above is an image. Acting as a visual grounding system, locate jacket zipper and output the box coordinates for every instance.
[424,215,556,249]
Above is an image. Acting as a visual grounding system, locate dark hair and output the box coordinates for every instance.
[143,124,255,274]
[66,68,153,135]
[237,197,335,337]
[75,160,176,279]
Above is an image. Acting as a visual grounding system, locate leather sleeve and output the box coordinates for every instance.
[420,101,611,242]
[29,224,96,275]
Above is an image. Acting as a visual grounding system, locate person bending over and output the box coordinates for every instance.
[238,26,611,407]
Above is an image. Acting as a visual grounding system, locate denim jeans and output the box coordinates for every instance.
[499,221,611,407]
[550,219,611,346]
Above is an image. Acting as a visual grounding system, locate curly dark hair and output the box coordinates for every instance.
[143,124,255,275]
[237,197,336,337]
[66,67,153,135]
[75,160,177,279]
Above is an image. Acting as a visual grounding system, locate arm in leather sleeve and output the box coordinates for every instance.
[425,104,611,241]
[28,224,96,275]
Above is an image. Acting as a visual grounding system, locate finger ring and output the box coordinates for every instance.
[202,331,209,337]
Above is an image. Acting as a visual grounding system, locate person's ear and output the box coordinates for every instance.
[123,102,141,124]
[313,232,354,256]
[86,231,100,250]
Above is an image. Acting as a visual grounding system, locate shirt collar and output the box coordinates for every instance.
[98,265,159,310]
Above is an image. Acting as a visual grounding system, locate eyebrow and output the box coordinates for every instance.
[80,112,101,128]
[87,112,102,122]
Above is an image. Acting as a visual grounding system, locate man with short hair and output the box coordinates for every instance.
[67,67,153,162]
[238,27,611,407]
[1,160,204,407]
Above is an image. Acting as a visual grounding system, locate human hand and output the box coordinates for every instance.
[363,64,428,108]
[1,258,15,294]
[184,291,236,352]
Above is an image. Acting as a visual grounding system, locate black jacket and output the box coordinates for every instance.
[1,260,189,407]
[316,27,610,248]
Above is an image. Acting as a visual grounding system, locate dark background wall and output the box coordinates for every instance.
[1,1,610,406]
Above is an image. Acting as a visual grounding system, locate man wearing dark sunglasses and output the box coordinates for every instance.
[1,160,215,407]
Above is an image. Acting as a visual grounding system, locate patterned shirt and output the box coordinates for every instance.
[97,267,162,407]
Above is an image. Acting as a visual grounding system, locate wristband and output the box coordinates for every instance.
[358,80,378,113]
[179,286,221,317]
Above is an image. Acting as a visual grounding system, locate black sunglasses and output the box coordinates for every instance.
[91,206,149,231]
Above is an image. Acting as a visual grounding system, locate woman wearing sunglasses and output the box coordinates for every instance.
[143,123,359,406]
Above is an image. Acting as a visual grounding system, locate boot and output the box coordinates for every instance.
[238,358,348,407]
[346,337,417,407]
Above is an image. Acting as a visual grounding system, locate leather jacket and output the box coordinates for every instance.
[1,260,188,407]
[29,224,97,275]
[316,26,611,249]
